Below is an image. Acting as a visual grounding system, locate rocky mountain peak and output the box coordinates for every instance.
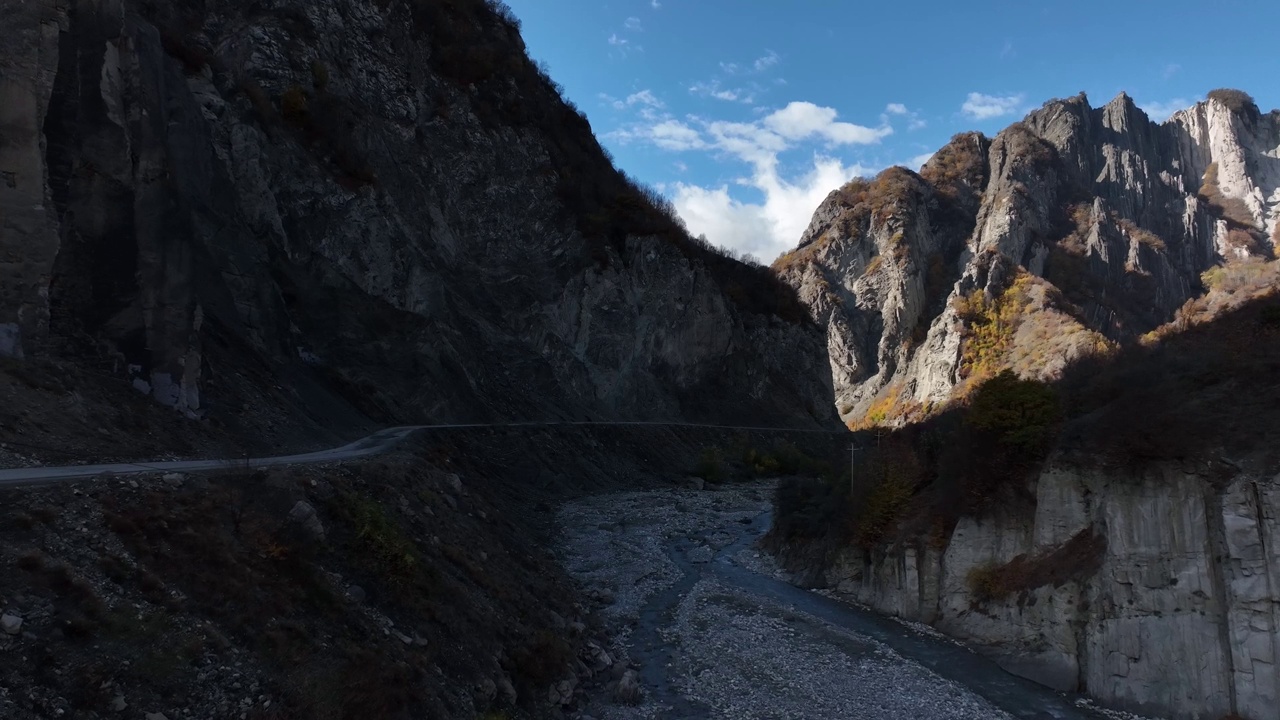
[780,89,1279,426]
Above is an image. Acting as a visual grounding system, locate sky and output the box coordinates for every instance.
[503,0,1280,262]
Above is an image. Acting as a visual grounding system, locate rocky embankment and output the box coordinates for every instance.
[775,463,1279,720]
[558,481,1151,720]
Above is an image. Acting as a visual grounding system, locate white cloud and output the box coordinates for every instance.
[961,92,1025,120]
[689,81,755,105]
[673,156,876,261]
[1138,98,1190,122]
[606,100,889,260]
[720,61,741,75]
[908,152,935,169]
[625,89,663,108]
[754,50,780,72]
[651,0,661,7]
[624,16,642,31]
[650,120,707,151]
[608,33,627,46]
[764,102,892,145]
[883,102,927,130]
[1000,40,1015,59]
[1162,63,1181,80]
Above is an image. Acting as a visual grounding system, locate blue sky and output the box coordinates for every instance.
[504,0,1280,261]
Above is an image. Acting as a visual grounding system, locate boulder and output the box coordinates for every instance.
[1,614,22,635]
[616,670,642,705]
[287,501,326,541]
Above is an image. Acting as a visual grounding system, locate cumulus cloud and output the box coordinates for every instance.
[764,102,892,145]
[673,156,875,261]
[885,103,908,115]
[961,92,1025,120]
[608,33,627,46]
[1138,98,1191,122]
[607,100,890,260]
[624,16,642,31]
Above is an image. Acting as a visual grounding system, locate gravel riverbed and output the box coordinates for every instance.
[557,482,1048,720]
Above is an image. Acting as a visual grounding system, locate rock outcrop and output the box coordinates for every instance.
[778,91,1279,425]
[0,0,836,428]
[809,463,1280,720]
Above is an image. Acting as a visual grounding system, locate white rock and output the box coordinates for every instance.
[1,614,22,635]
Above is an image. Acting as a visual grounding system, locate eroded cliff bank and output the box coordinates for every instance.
[802,463,1278,720]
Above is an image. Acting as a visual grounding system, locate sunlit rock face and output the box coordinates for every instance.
[779,91,1279,425]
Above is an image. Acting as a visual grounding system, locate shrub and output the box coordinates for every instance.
[1201,259,1274,293]
[1207,88,1258,115]
[743,441,831,478]
[851,441,923,547]
[309,60,329,91]
[849,385,905,431]
[966,370,1062,456]
[768,476,851,543]
[954,275,1031,382]
[1225,228,1261,254]
[920,132,988,201]
[966,528,1106,603]
[280,85,310,125]
[693,447,726,482]
[1199,163,1258,229]
[158,28,214,74]
[239,80,278,130]
[1113,215,1167,252]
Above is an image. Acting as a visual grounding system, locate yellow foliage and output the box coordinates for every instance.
[954,274,1032,384]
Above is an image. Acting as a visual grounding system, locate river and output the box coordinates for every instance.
[558,481,1159,720]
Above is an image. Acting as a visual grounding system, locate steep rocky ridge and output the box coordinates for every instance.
[766,291,1280,720]
[778,90,1278,425]
[0,0,835,434]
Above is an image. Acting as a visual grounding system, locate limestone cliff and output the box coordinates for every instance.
[778,91,1279,425]
[0,0,836,429]
[766,289,1280,720]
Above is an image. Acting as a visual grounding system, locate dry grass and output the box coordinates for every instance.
[967,528,1106,603]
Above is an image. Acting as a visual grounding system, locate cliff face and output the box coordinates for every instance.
[814,462,1280,720]
[778,91,1279,425]
[766,279,1280,720]
[0,0,835,429]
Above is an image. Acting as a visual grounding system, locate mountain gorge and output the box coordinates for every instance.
[4,0,1280,718]
[776,90,1279,426]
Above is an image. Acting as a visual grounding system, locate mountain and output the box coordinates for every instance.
[0,0,836,437]
[766,89,1280,720]
[776,90,1279,427]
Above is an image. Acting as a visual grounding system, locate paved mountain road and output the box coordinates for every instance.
[0,420,846,487]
